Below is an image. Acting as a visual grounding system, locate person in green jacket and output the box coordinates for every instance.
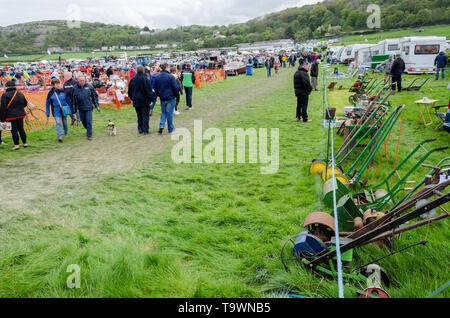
[180,63,196,110]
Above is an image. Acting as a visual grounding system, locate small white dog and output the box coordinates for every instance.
[108,120,117,136]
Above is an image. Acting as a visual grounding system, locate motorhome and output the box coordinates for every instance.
[400,36,447,74]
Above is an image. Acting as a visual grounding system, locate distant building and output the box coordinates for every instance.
[101,46,108,51]
[213,30,226,39]
[48,46,63,53]
[155,44,169,49]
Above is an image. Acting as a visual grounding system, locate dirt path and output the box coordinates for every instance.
[0,70,292,209]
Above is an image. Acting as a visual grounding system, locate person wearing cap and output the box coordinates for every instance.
[0,80,28,150]
[376,55,394,85]
[390,53,405,92]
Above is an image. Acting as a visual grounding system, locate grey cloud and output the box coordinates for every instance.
[0,0,322,29]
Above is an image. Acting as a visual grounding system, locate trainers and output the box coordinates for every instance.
[0,141,6,145]
[158,128,163,134]
[87,136,92,140]
[174,111,180,115]
[58,138,63,143]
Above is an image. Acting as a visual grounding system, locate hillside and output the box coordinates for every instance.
[0,0,449,55]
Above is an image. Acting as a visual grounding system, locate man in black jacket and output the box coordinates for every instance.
[294,63,313,122]
[63,71,80,126]
[390,54,405,92]
[310,59,320,91]
[128,66,154,135]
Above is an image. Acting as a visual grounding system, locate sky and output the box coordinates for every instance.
[0,0,322,29]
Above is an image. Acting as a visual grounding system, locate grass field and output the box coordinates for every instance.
[0,65,448,298]
[328,25,450,46]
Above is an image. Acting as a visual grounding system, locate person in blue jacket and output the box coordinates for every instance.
[46,78,72,142]
[149,67,161,116]
[71,75,100,140]
[434,51,448,80]
[128,65,154,135]
[154,63,180,134]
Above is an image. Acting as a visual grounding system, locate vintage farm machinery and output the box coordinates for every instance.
[284,70,450,297]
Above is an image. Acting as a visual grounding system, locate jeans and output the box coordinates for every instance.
[54,116,68,138]
[436,68,445,80]
[135,105,150,134]
[160,99,176,133]
[283,61,286,68]
[296,95,309,122]
[266,67,271,77]
[10,118,27,145]
[184,86,193,108]
[79,109,93,137]
[150,94,157,111]
[311,77,318,90]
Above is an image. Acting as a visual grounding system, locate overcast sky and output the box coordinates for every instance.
[0,0,322,29]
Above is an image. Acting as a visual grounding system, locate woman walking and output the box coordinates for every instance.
[0,80,28,150]
[274,57,281,75]
[46,78,71,142]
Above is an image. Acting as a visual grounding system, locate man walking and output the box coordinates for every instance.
[63,71,80,126]
[434,51,448,80]
[390,54,405,92]
[294,62,313,123]
[154,63,179,134]
[376,56,394,85]
[265,57,272,77]
[72,75,100,140]
[180,63,196,110]
[128,65,154,135]
[310,59,320,91]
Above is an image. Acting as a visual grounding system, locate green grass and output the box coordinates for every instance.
[0,65,448,298]
[327,25,450,46]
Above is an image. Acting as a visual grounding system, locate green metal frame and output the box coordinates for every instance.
[355,140,447,210]
[345,105,406,184]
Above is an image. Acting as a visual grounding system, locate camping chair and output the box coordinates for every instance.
[432,99,450,130]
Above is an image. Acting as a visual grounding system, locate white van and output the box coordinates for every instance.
[400,36,447,74]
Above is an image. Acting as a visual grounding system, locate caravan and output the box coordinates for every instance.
[400,36,447,74]
[340,44,374,64]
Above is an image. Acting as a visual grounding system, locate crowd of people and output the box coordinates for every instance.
[0,62,199,149]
